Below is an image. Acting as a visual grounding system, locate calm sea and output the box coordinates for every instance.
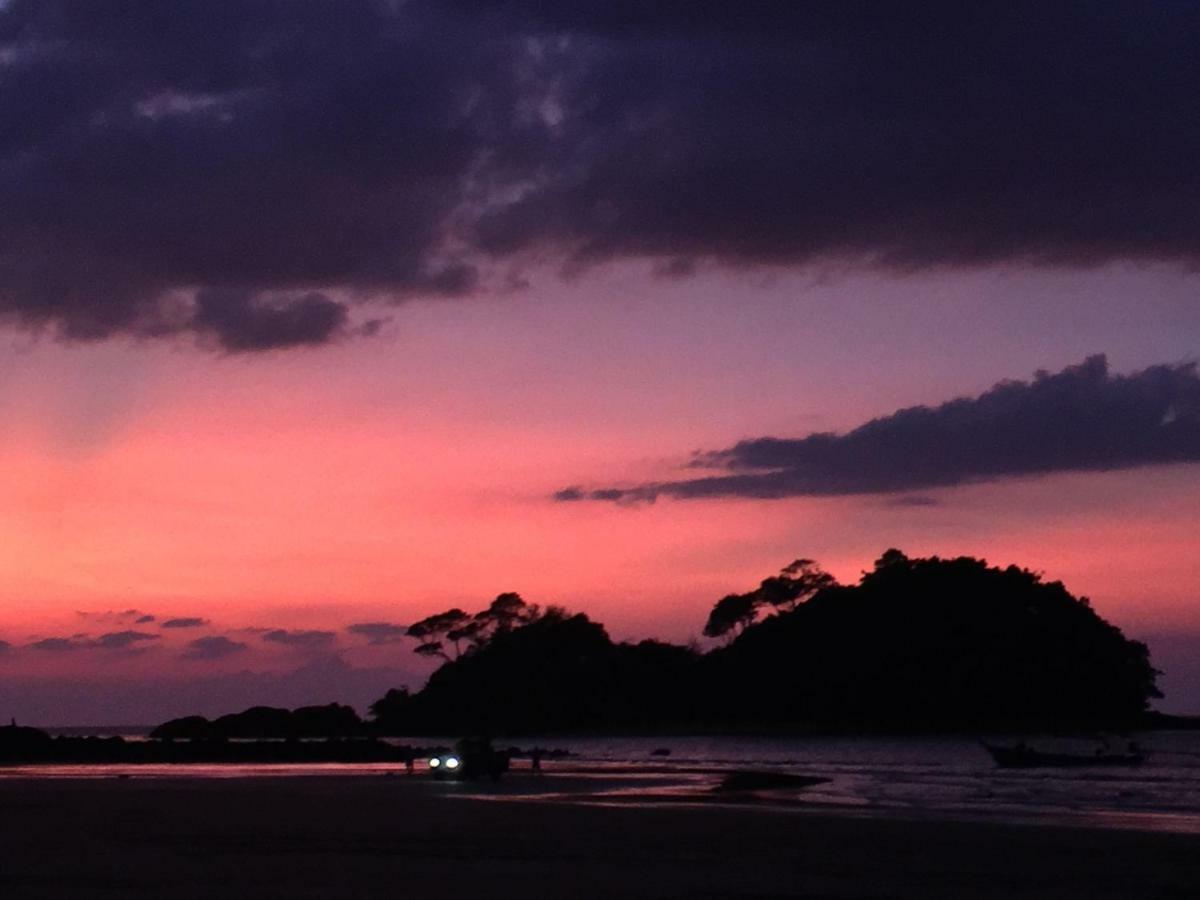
[9,729,1200,834]
[534,732,1200,832]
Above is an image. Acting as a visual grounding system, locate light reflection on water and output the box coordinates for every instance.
[0,762,406,779]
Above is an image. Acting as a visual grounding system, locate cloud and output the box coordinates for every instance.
[346,622,409,645]
[191,289,352,353]
[183,635,249,661]
[561,356,1200,501]
[2,3,1200,350]
[27,630,161,653]
[75,609,152,624]
[0,639,10,653]
[262,629,337,649]
[160,617,209,629]
[94,631,161,650]
[28,637,87,652]
[883,496,941,508]
[475,3,1200,272]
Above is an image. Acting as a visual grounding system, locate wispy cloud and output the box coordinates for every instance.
[183,636,249,661]
[262,629,337,649]
[75,609,153,625]
[346,623,409,645]
[28,631,160,652]
[28,637,87,653]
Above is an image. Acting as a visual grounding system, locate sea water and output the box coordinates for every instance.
[538,731,1200,831]
[8,729,1200,833]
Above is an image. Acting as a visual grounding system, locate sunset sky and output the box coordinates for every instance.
[1,3,1198,723]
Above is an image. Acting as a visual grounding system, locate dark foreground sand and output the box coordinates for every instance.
[2,774,1199,899]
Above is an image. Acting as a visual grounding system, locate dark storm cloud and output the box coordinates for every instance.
[262,629,336,649]
[0,0,496,351]
[468,2,1200,271]
[562,356,1200,501]
[191,289,352,352]
[183,635,249,661]
[2,2,1200,351]
[346,622,409,645]
[160,617,209,629]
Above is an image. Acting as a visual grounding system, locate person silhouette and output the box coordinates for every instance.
[530,747,543,774]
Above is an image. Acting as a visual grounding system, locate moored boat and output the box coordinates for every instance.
[984,742,1144,768]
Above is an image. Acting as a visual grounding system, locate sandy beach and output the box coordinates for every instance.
[2,773,1199,899]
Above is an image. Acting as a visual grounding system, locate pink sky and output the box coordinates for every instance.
[2,263,1199,721]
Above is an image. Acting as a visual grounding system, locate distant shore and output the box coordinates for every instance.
[1,774,1199,899]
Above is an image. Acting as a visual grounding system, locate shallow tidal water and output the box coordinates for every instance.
[10,729,1200,834]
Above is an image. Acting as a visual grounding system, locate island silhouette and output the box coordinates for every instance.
[2,549,1183,765]
[368,549,1162,735]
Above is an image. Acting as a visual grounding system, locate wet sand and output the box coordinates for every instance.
[2,773,1199,898]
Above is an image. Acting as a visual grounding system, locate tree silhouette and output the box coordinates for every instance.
[406,594,542,661]
[470,592,540,640]
[702,592,761,639]
[368,687,411,722]
[703,558,839,639]
[757,559,838,610]
[873,547,911,572]
[406,608,472,660]
[372,608,702,734]
[375,549,1162,734]
[709,550,1161,729]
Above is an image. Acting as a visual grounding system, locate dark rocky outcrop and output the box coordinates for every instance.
[151,704,363,740]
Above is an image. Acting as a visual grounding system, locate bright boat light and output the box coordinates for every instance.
[444,756,461,769]
[429,757,441,768]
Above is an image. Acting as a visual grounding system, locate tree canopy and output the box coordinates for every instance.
[373,551,1161,734]
[703,559,838,639]
[405,592,541,660]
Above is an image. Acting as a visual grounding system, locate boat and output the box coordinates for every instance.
[983,742,1145,768]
